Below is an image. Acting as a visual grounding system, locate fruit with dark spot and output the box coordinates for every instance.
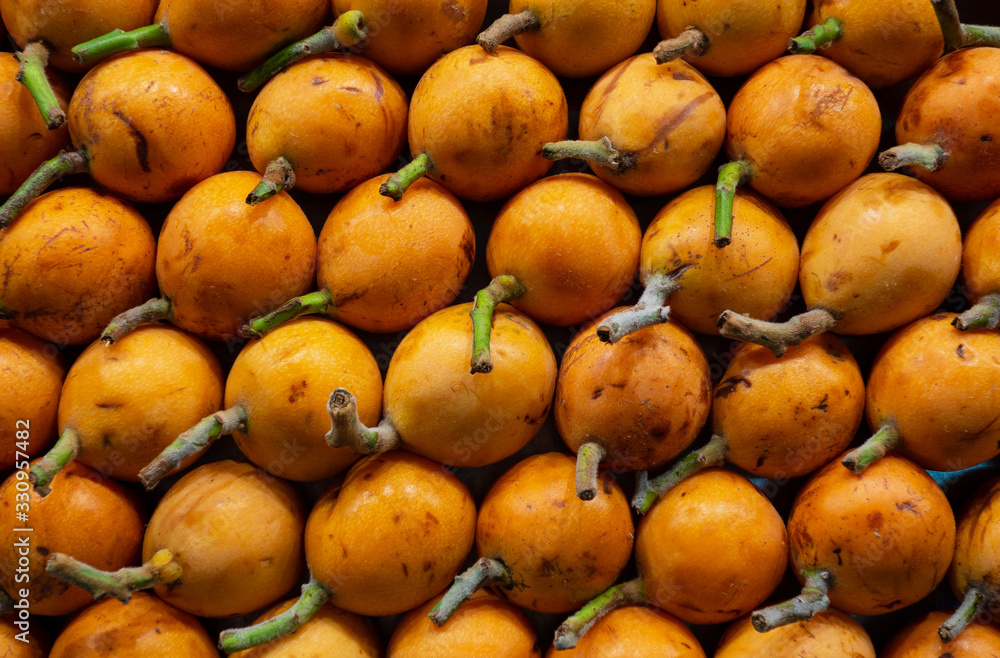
[229,598,380,658]
[715,610,874,657]
[953,198,1000,331]
[884,610,1000,656]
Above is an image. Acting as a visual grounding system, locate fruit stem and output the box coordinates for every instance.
[237,11,368,93]
[45,549,181,603]
[962,24,1000,47]
[575,442,607,502]
[633,434,729,514]
[71,23,171,65]
[380,153,433,201]
[751,568,831,632]
[477,9,541,51]
[714,160,752,248]
[101,297,173,344]
[841,422,903,474]
[788,17,844,54]
[0,150,88,230]
[428,557,513,626]
[246,157,296,205]
[653,27,710,64]
[219,575,332,653]
[553,577,648,649]
[138,406,247,490]
[542,137,632,172]
[879,143,948,172]
[470,275,527,374]
[325,388,401,454]
[717,307,839,358]
[15,42,65,129]
[954,292,1000,331]
[29,428,81,497]
[597,265,691,343]
[939,586,988,643]
[240,290,333,339]
[931,0,964,53]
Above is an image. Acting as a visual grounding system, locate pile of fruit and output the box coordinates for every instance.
[3,0,1000,655]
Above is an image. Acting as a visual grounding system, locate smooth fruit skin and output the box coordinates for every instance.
[485,173,641,327]
[713,334,865,479]
[657,0,807,77]
[0,461,145,616]
[318,174,474,333]
[881,611,1000,657]
[961,198,1000,304]
[726,54,880,208]
[156,171,318,341]
[949,477,1000,612]
[866,313,1000,471]
[305,451,477,617]
[476,453,634,613]
[0,53,69,195]
[511,0,656,78]
[49,592,217,657]
[333,0,488,77]
[142,460,306,618]
[154,0,329,71]
[799,173,961,335]
[810,0,943,88]
[578,54,726,197]
[0,187,156,345]
[383,303,556,468]
[226,318,383,482]
[231,599,381,658]
[0,328,64,470]
[640,185,799,334]
[636,468,787,625]
[546,605,705,657]
[0,614,47,656]
[788,452,955,616]
[68,50,236,203]
[555,314,711,472]
[0,0,156,72]
[388,590,540,658]
[895,47,1000,202]
[247,54,407,195]
[714,610,874,657]
[407,45,567,201]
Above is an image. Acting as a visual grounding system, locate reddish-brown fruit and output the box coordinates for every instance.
[882,611,1000,657]
[230,599,381,658]
[546,605,705,657]
[715,610,875,657]
[0,328,64,470]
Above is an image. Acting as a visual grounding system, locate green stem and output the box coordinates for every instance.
[596,266,691,343]
[553,578,648,649]
[379,153,433,201]
[751,568,831,632]
[219,576,332,653]
[542,137,632,173]
[0,150,88,230]
[101,297,173,344]
[879,143,948,172]
[653,27,710,64]
[575,442,606,502]
[469,275,527,374]
[954,292,1000,331]
[841,422,903,474]
[240,290,333,339]
[788,17,844,54]
[961,23,1000,48]
[939,586,988,643]
[324,389,401,454]
[246,157,296,205]
[633,434,729,514]
[15,42,65,129]
[138,406,247,490]
[0,590,11,614]
[931,0,964,53]
[477,9,541,51]
[237,11,368,93]
[428,557,512,626]
[71,23,171,65]
[717,307,840,358]
[29,428,81,497]
[714,160,752,248]
[45,549,182,603]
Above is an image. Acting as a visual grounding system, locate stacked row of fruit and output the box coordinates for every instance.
[2,0,1000,654]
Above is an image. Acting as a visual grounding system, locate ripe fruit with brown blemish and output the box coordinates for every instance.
[884,610,1000,656]
[545,605,705,657]
[715,610,874,657]
[543,54,725,198]
[956,198,1000,331]
[229,599,380,658]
